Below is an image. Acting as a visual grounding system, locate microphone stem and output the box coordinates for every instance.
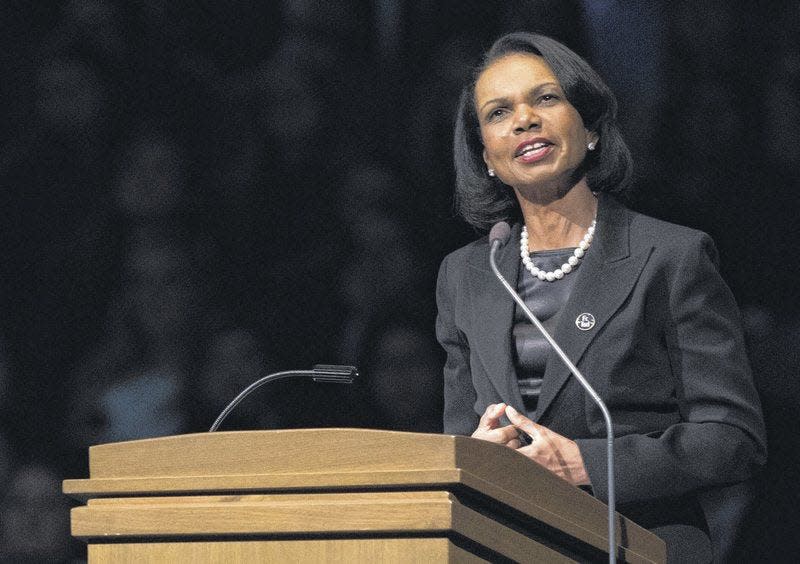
[209,370,314,432]
[209,366,355,432]
[490,240,616,563]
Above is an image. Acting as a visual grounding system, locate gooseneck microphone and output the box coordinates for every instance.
[209,364,357,432]
[489,221,617,563]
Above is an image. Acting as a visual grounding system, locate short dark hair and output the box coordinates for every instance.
[453,32,633,230]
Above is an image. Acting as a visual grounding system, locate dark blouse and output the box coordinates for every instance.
[513,248,578,418]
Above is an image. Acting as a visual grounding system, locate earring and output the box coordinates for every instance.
[587,141,597,151]
[487,168,496,177]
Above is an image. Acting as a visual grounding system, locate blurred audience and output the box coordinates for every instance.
[64,236,203,455]
[363,323,443,433]
[198,327,273,429]
[338,213,418,362]
[113,129,185,222]
[0,464,74,562]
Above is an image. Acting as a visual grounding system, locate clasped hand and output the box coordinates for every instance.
[471,403,590,486]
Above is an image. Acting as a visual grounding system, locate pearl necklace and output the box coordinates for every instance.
[520,219,596,282]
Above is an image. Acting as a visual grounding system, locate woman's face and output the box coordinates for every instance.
[474,53,597,194]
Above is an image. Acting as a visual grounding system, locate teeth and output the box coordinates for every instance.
[520,142,548,155]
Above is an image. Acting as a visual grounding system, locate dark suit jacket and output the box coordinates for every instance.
[435,194,767,562]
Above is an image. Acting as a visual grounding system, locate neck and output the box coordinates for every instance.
[516,179,597,251]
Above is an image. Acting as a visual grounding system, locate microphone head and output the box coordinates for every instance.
[489,221,511,246]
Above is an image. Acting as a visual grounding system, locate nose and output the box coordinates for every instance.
[513,104,539,133]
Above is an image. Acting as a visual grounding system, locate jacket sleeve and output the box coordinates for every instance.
[575,233,767,505]
[435,252,480,436]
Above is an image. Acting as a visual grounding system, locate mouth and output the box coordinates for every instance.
[514,139,554,161]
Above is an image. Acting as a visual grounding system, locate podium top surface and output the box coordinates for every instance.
[85,428,512,478]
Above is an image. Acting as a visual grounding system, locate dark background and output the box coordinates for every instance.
[0,1,798,561]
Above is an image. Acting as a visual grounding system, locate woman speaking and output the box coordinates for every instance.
[436,32,766,562]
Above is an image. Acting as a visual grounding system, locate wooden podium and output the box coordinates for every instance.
[63,429,665,563]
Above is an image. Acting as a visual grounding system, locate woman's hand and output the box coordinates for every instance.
[471,403,523,448]
[505,405,591,486]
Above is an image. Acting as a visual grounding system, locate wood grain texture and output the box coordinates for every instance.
[88,538,488,563]
[85,429,461,478]
[64,468,464,499]
[73,491,569,563]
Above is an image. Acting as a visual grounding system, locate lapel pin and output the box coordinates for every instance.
[575,313,596,331]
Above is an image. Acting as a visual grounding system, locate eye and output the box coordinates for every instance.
[539,93,559,104]
[486,107,507,121]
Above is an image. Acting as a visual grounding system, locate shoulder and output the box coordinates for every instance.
[621,205,719,264]
[629,209,707,244]
[437,235,489,280]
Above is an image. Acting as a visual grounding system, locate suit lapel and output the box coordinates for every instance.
[466,222,527,411]
[534,195,653,422]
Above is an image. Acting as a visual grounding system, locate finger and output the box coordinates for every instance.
[477,404,497,430]
[472,423,520,445]
[505,405,539,436]
[478,402,506,430]
[515,441,543,463]
[491,423,524,443]
[515,444,533,457]
[506,438,522,449]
